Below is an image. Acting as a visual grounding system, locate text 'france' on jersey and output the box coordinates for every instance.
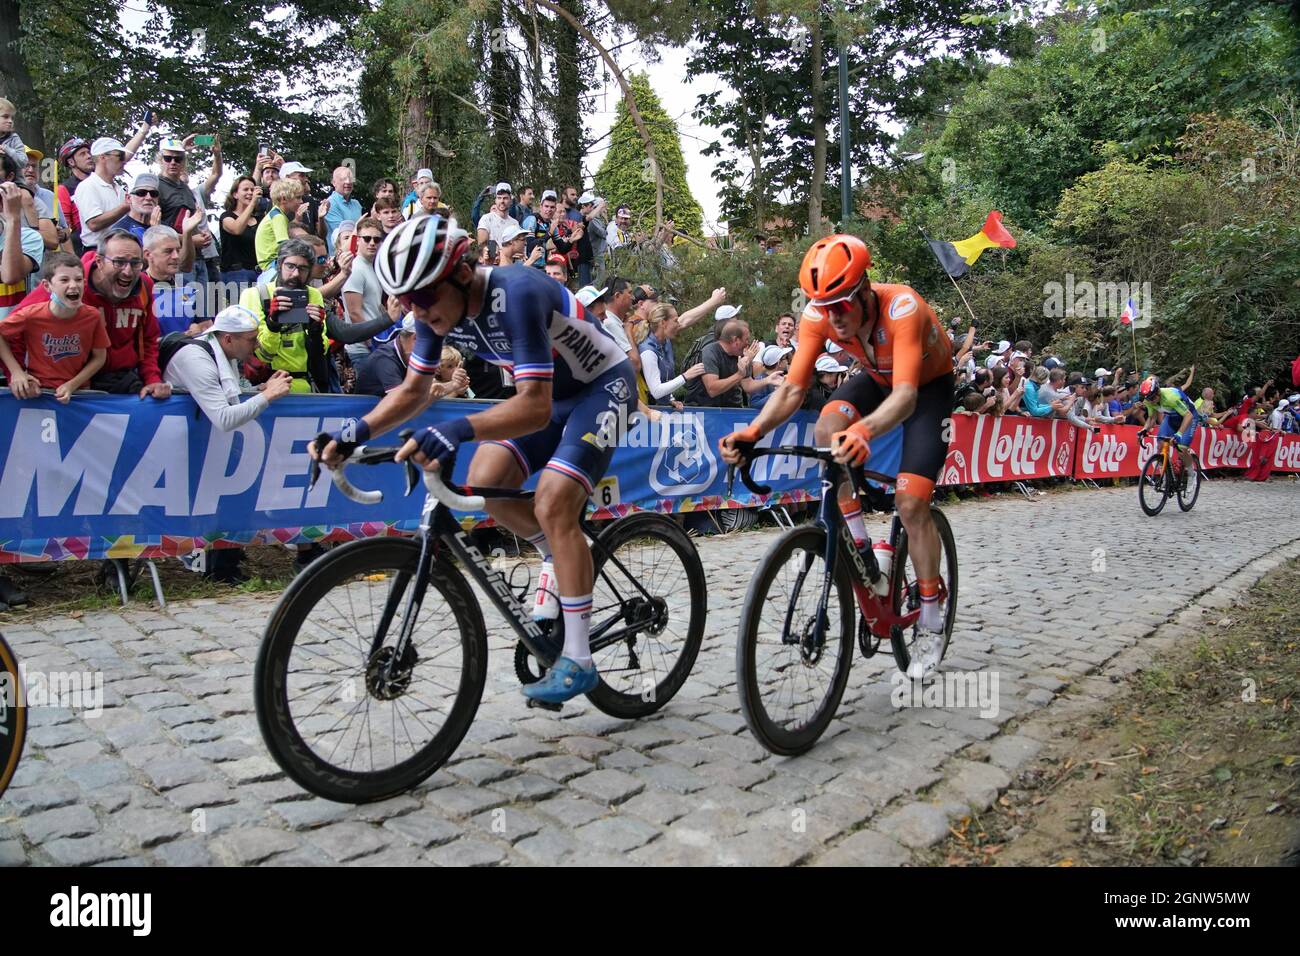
[408,264,628,399]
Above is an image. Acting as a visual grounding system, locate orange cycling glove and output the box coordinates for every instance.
[721,424,762,456]
[831,421,873,467]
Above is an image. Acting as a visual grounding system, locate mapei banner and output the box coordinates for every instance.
[0,394,850,563]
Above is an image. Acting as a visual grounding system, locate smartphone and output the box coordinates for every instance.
[279,288,310,325]
[141,108,155,126]
[258,143,269,157]
[349,234,359,256]
[193,134,216,147]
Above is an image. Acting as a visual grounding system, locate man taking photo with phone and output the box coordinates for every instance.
[240,237,331,393]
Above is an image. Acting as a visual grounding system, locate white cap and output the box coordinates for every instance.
[90,137,126,157]
[541,189,558,201]
[993,340,1011,354]
[577,191,597,205]
[1289,393,1299,404]
[415,168,433,181]
[400,315,416,334]
[280,161,312,177]
[158,138,187,154]
[495,181,513,194]
[210,305,259,334]
[576,285,608,307]
[715,304,742,322]
[500,223,527,244]
[1094,367,1112,378]
[1279,398,1291,409]
[815,355,848,374]
[825,340,844,353]
[761,344,792,367]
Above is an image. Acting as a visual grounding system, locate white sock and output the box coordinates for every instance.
[919,594,944,632]
[560,594,593,666]
[525,531,552,562]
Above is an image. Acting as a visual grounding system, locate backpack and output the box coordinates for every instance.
[158,331,218,375]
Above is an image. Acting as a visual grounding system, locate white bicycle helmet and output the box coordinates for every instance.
[375,214,470,296]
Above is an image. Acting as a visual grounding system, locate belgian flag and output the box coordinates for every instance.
[924,211,1017,278]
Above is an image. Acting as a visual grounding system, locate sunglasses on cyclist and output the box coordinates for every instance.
[398,285,440,311]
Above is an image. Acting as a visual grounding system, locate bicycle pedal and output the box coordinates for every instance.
[526,699,563,713]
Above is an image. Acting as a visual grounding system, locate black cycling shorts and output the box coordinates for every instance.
[824,372,954,497]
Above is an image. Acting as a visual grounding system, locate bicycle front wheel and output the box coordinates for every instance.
[890,507,959,675]
[736,526,855,756]
[0,635,25,799]
[1139,453,1169,516]
[255,537,488,803]
[1177,452,1201,512]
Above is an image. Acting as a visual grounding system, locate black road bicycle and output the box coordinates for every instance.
[255,434,706,803]
[731,445,958,756]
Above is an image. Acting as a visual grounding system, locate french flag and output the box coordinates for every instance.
[1120,298,1137,326]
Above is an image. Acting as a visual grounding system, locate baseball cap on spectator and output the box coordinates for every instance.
[24,146,43,164]
[1043,356,1065,370]
[992,340,1011,356]
[415,168,433,181]
[541,189,558,201]
[616,205,631,216]
[546,253,568,266]
[575,286,608,307]
[59,137,89,162]
[495,182,512,195]
[815,356,848,374]
[280,161,313,177]
[91,137,126,157]
[1094,367,1112,379]
[715,304,742,322]
[1067,372,1090,387]
[400,315,417,334]
[210,305,260,334]
[632,286,658,304]
[761,345,792,367]
[158,138,187,155]
[826,341,843,354]
[500,223,527,244]
[577,191,597,205]
[132,173,160,193]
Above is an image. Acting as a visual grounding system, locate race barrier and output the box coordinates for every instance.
[0,393,1295,564]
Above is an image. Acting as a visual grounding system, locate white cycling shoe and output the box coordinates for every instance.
[533,561,560,621]
[906,628,945,681]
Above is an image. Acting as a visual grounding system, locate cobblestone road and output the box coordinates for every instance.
[3,479,1298,866]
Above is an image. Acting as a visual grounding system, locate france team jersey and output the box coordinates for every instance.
[409,264,628,397]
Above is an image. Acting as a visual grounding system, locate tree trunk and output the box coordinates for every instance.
[552,0,583,188]
[0,0,45,152]
[399,90,432,177]
[485,0,522,183]
[808,13,828,237]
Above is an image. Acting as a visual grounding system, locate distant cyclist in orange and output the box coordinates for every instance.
[720,234,954,679]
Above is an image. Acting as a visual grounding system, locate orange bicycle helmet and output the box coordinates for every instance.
[800,234,871,305]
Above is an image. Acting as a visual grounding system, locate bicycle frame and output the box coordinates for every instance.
[321,449,664,676]
[732,445,931,650]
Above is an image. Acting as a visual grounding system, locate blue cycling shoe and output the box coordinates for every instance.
[522,657,599,704]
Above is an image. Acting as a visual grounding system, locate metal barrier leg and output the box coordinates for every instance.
[1012,481,1034,500]
[108,559,130,606]
[140,559,166,608]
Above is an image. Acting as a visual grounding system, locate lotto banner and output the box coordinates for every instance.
[939,413,1077,485]
[0,393,873,564]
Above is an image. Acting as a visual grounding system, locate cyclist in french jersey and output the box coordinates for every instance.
[312,215,636,704]
[719,234,954,679]
[1138,367,1200,481]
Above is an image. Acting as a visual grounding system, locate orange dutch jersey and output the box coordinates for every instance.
[786,283,952,391]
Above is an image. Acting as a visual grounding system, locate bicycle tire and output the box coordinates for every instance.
[1177,452,1201,512]
[1139,453,1169,516]
[890,507,959,676]
[546,513,707,719]
[0,635,25,800]
[736,525,855,756]
[255,537,488,803]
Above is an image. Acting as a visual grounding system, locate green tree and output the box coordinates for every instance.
[594,72,703,237]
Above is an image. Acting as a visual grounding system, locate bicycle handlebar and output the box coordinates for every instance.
[308,430,487,512]
[726,444,891,497]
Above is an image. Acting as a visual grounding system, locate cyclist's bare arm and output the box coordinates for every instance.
[719,379,808,464]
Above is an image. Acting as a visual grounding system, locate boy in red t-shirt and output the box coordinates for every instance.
[0,251,109,402]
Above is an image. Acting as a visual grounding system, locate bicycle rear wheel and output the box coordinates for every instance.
[1139,453,1169,516]
[736,526,855,756]
[0,635,25,799]
[890,507,959,676]
[546,513,707,719]
[255,537,488,803]
[1177,452,1201,512]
